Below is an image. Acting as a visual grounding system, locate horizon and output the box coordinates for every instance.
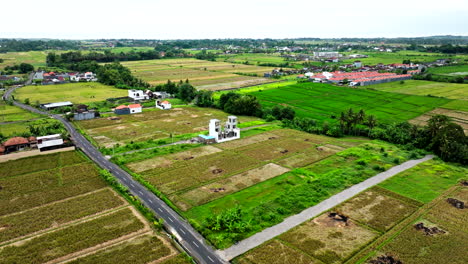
[2,0,467,39]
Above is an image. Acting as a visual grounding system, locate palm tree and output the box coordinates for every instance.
[366,115,377,136]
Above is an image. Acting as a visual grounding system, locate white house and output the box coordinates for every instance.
[128,104,142,114]
[128,89,149,100]
[209,116,240,143]
[37,134,64,151]
[353,61,362,68]
[156,100,171,110]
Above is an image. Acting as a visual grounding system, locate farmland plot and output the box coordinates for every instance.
[249,82,451,124]
[121,58,276,90]
[409,107,468,134]
[0,150,188,264]
[77,106,261,147]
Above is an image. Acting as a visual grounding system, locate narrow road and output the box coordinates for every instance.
[4,86,226,264]
[218,154,434,261]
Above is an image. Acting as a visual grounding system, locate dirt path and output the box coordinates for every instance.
[217,155,434,261]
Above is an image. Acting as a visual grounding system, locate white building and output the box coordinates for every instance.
[156,100,171,110]
[128,89,149,100]
[128,104,142,114]
[209,116,240,143]
[353,61,362,68]
[37,134,64,151]
[313,51,341,58]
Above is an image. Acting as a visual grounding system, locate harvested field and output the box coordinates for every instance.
[0,208,145,264]
[67,234,176,264]
[121,58,276,90]
[279,213,378,264]
[276,145,340,168]
[127,145,222,173]
[409,108,468,134]
[178,163,290,209]
[238,240,316,264]
[425,188,468,231]
[374,217,467,264]
[0,188,124,243]
[77,106,260,146]
[336,186,420,232]
[146,151,260,194]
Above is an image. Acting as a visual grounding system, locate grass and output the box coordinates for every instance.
[121,58,276,90]
[237,240,315,264]
[14,82,127,104]
[0,188,124,243]
[0,101,40,122]
[340,51,462,65]
[409,108,467,134]
[67,234,174,264]
[0,51,49,69]
[0,208,144,264]
[365,80,468,100]
[378,159,467,203]
[427,64,468,76]
[249,82,451,124]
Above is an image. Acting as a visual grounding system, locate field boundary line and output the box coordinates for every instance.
[218,155,434,260]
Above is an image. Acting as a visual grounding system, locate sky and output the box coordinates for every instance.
[2,0,467,39]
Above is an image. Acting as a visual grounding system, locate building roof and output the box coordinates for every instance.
[128,104,141,108]
[43,101,73,108]
[3,137,29,147]
[37,134,61,140]
[115,105,128,110]
[161,101,170,104]
[0,145,4,153]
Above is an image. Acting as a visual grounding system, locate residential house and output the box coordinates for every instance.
[1,137,35,154]
[128,89,149,101]
[353,61,362,68]
[156,100,171,110]
[208,116,240,143]
[129,104,142,113]
[114,104,142,115]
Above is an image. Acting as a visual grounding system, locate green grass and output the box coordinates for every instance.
[427,64,468,76]
[378,159,467,203]
[14,82,127,104]
[0,101,40,122]
[340,51,464,65]
[249,82,451,124]
[365,80,468,100]
[0,51,49,69]
[440,100,468,111]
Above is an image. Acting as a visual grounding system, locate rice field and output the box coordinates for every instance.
[0,150,187,264]
[120,58,278,90]
[249,82,451,124]
[427,64,468,76]
[365,80,468,100]
[14,82,127,105]
[409,108,468,134]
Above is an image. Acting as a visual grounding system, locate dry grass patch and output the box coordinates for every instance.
[238,240,317,264]
[425,188,468,231]
[179,163,290,209]
[279,214,378,264]
[336,187,420,232]
[217,132,278,150]
[277,146,339,168]
[409,108,468,134]
[127,145,222,173]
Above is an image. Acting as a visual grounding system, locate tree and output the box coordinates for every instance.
[433,123,467,164]
[427,115,450,138]
[195,90,214,107]
[177,83,197,103]
[219,92,241,110]
[18,63,34,73]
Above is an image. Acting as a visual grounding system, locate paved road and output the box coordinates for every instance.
[4,86,226,264]
[218,154,434,260]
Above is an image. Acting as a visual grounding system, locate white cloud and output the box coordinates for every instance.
[1,0,467,39]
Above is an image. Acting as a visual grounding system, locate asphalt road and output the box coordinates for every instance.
[4,86,226,264]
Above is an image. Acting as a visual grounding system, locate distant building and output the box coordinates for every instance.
[41,101,73,110]
[129,104,142,113]
[37,134,64,151]
[114,104,142,114]
[156,100,171,110]
[74,110,98,120]
[128,89,149,101]
[209,116,240,143]
[313,51,341,58]
[353,61,362,68]
[1,136,36,154]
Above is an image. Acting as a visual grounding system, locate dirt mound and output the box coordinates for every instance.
[328,212,349,225]
[369,254,402,264]
[210,187,226,193]
[212,168,223,174]
[108,117,120,120]
[460,180,468,186]
[447,198,465,209]
[183,156,194,161]
[280,149,289,154]
[414,222,446,236]
[268,137,277,140]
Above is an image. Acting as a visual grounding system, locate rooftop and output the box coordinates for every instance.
[3,137,29,147]
[43,101,73,108]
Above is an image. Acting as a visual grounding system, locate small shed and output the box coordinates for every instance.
[198,134,216,144]
[37,134,64,151]
[114,105,130,115]
[41,101,73,110]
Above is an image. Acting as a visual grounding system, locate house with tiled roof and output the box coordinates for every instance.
[156,100,171,110]
[114,104,142,115]
[1,137,35,154]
